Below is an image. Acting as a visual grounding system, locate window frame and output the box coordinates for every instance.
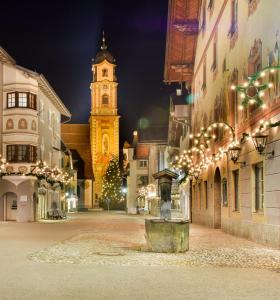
[201,2,206,33]
[6,92,37,110]
[254,162,264,212]
[138,160,148,168]
[102,68,108,77]
[7,93,16,108]
[204,181,208,209]
[102,94,109,106]
[202,59,207,91]
[233,169,240,211]
[222,178,228,207]
[228,0,238,37]
[6,144,37,163]
[137,175,149,188]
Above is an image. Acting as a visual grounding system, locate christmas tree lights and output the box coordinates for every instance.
[100,156,125,210]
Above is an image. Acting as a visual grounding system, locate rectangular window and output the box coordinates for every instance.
[139,160,148,168]
[29,93,37,110]
[204,181,208,209]
[18,93,28,107]
[212,39,217,71]
[18,145,28,162]
[229,0,238,37]
[7,145,37,163]
[222,178,228,206]
[255,162,264,212]
[7,145,16,162]
[201,4,206,32]
[233,170,239,211]
[208,0,214,9]
[137,175,148,187]
[202,60,207,90]
[7,93,16,108]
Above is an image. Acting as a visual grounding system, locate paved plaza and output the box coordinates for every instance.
[1,212,280,300]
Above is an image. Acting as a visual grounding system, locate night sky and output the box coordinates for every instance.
[1,0,174,145]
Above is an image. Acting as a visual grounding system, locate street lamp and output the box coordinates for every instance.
[252,132,268,154]
[228,145,241,163]
[228,145,246,167]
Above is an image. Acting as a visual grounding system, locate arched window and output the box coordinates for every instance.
[18,118,27,129]
[102,68,108,77]
[102,94,109,106]
[6,119,14,130]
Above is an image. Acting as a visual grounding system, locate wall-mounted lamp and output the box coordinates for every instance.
[252,133,268,154]
[228,145,246,167]
[193,170,200,180]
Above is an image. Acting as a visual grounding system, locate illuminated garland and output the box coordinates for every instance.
[231,66,280,109]
[171,122,237,179]
[0,159,72,187]
[172,117,280,181]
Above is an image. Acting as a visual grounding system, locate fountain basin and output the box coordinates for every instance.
[145,219,189,253]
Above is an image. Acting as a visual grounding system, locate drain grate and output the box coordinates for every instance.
[96,251,124,256]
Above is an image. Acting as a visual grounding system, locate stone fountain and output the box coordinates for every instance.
[145,169,189,253]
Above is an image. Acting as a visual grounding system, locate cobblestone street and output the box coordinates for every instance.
[1,212,280,300]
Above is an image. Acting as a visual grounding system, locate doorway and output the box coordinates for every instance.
[2,192,18,221]
[214,168,222,228]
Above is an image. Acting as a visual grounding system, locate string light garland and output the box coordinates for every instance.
[0,159,73,187]
[172,116,280,181]
[171,121,237,179]
[231,65,280,109]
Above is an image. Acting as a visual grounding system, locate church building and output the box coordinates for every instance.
[90,33,120,203]
[62,33,120,207]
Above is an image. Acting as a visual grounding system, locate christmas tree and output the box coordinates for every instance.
[100,156,125,210]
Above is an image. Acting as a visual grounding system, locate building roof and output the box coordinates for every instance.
[0,46,71,117]
[138,125,168,144]
[164,0,200,84]
[0,47,16,64]
[93,33,115,64]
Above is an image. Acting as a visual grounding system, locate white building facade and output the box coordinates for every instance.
[0,47,71,222]
[124,131,169,215]
[165,0,280,248]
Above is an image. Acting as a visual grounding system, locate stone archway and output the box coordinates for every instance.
[214,168,222,228]
[1,192,18,221]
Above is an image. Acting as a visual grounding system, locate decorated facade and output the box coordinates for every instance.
[165,0,280,247]
[0,47,72,222]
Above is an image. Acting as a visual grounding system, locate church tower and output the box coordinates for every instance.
[90,33,120,204]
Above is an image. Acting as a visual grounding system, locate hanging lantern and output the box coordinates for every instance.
[193,170,200,180]
[252,133,268,154]
[228,145,241,163]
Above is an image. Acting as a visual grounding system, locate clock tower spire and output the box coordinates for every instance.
[90,33,120,205]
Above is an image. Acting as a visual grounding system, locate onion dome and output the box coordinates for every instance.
[94,32,115,64]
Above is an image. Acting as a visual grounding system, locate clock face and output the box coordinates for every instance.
[103,84,108,91]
